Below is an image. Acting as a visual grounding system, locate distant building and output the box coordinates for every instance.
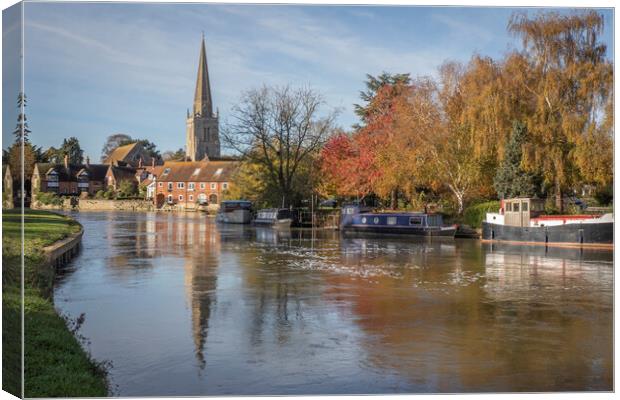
[32,156,108,197]
[103,142,153,167]
[186,35,220,161]
[153,160,235,209]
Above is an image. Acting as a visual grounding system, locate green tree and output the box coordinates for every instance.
[493,122,537,198]
[56,137,84,164]
[353,72,411,128]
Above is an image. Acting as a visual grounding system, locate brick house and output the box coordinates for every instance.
[153,160,236,209]
[32,156,109,197]
[105,165,139,191]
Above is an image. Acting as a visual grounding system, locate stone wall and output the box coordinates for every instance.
[32,198,156,211]
[77,199,155,211]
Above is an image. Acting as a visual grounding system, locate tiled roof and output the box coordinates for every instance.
[103,143,139,165]
[110,165,138,182]
[157,160,237,182]
[35,163,109,182]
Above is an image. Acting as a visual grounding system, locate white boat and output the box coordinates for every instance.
[216,200,253,224]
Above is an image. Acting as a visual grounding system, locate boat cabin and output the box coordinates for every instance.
[220,200,252,212]
[501,198,544,227]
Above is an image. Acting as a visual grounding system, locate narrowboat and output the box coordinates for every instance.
[340,205,457,237]
[482,197,613,248]
[216,200,253,224]
[253,208,298,228]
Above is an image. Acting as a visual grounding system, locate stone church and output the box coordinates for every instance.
[186,35,220,161]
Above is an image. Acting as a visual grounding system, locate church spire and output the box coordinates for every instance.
[193,34,213,117]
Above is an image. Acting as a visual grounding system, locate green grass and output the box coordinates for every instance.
[2,209,108,397]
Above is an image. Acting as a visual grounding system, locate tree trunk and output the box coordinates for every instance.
[554,178,563,213]
[390,188,398,210]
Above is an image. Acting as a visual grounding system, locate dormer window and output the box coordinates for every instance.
[163,168,171,175]
[213,168,223,177]
[192,168,201,176]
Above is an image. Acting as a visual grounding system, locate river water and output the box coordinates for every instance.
[54,211,613,395]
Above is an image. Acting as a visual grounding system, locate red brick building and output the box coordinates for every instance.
[153,160,236,209]
[32,156,108,196]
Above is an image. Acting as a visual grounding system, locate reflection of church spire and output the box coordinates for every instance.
[184,219,220,369]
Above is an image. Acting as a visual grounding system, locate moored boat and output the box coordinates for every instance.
[482,197,613,247]
[216,200,253,224]
[253,208,297,228]
[340,205,457,237]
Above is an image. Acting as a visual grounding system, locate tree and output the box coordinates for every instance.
[493,121,538,198]
[508,11,613,211]
[354,72,411,126]
[13,92,31,143]
[162,148,186,161]
[101,133,132,162]
[56,137,84,164]
[223,85,338,207]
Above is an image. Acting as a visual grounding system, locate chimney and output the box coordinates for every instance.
[85,156,90,166]
[151,157,155,168]
[139,157,143,168]
[64,154,69,169]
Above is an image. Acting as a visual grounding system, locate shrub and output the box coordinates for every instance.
[36,192,63,206]
[94,190,105,199]
[462,201,500,228]
[594,185,613,206]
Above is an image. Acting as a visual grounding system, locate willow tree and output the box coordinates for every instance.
[508,11,613,210]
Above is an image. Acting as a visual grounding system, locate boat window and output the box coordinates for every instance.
[513,203,519,212]
[373,217,379,224]
[409,217,422,226]
[345,207,355,215]
[505,203,512,212]
[522,202,528,212]
[387,217,397,225]
[361,217,367,224]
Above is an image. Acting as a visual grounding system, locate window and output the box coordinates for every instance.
[409,217,422,226]
[200,183,205,189]
[192,168,201,176]
[179,195,184,201]
[210,183,216,190]
[188,183,195,191]
[177,182,185,189]
[373,217,379,224]
[522,202,528,212]
[209,194,218,204]
[513,202,519,212]
[167,182,173,191]
[198,193,207,204]
[387,217,397,225]
[222,182,228,190]
[189,195,193,201]
[505,203,512,212]
[162,168,170,175]
[158,182,163,188]
[167,195,173,203]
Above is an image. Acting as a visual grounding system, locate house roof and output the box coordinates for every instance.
[109,165,138,183]
[35,163,109,182]
[103,142,140,165]
[157,160,237,182]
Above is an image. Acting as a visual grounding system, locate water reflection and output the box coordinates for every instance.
[55,212,612,395]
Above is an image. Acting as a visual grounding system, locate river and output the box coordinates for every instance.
[54,211,613,395]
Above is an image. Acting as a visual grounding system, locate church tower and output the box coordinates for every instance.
[186,35,220,161]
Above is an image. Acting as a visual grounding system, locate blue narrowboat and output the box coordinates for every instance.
[340,205,457,237]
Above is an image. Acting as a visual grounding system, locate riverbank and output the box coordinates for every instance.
[2,209,108,397]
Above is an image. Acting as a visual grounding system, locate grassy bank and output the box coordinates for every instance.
[2,209,108,397]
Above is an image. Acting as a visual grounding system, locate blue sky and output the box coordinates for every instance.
[2,3,614,161]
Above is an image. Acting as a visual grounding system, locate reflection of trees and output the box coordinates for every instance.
[325,238,612,391]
